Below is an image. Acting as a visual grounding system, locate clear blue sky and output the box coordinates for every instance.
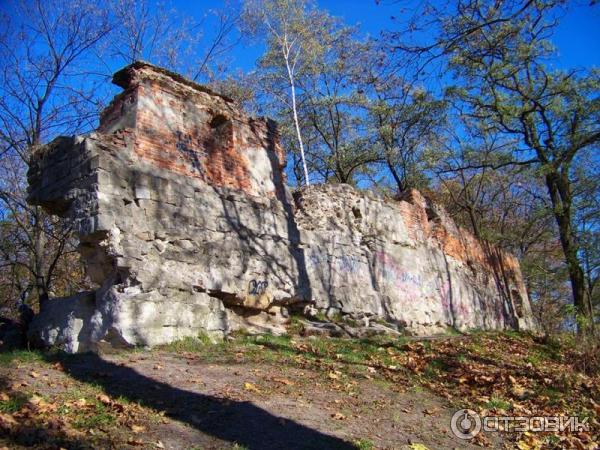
[207,0,600,73]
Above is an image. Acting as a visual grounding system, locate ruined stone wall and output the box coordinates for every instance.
[27,62,536,353]
[293,185,534,334]
[97,62,286,198]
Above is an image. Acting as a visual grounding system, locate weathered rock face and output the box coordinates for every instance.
[27,62,536,352]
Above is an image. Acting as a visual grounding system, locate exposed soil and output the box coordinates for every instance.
[0,350,496,449]
[0,331,597,449]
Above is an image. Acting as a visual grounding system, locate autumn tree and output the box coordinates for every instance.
[391,0,600,331]
[360,50,447,193]
[243,0,337,186]
[295,28,383,184]
[107,0,240,82]
[432,122,572,333]
[0,0,111,314]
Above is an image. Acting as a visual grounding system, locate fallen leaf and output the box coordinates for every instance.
[127,438,145,446]
[0,393,9,402]
[516,441,532,450]
[96,394,111,405]
[130,424,146,433]
[244,382,260,393]
[29,370,40,378]
[331,412,346,420]
[73,398,87,408]
[0,413,18,428]
[28,394,44,405]
[409,444,430,450]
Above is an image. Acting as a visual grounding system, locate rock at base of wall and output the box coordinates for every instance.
[27,292,97,353]
[0,318,27,351]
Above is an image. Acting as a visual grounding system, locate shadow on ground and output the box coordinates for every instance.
[34,351,356,450]
[0,370,105,449]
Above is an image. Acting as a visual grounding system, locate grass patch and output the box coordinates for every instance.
[159,332,413,378]
[455,353,467,363]
[157,335,233,362]
[525,352,542,367]
[485,396,512,411]
[444,327,461,336]
[159,334,213,353]
[60,383,105,402]
[287,314,305,335]
[502,329,523,340]
[0,349,44,366]
[535,339,563,362]
[0,392,29,413]
[535,386,564,406]
[353,438,375,450]
[314,311,328,322]
[72,401,117,429]
[423,358,450,379]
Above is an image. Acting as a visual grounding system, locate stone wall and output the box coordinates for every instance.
[27,62,536,352]
[97,62,286,198]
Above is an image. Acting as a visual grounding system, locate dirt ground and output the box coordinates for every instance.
[0,348,499,449]
[0,331,597,449]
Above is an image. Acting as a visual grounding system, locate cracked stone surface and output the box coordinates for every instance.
[27,62,536,352]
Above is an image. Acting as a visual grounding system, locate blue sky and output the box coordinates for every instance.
[4,0,598,74]
[194,0,600,74]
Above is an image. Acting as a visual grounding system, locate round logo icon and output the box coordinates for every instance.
[450,409,482,440]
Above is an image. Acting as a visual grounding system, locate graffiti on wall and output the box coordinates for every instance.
[248,279,268,296]
[440,281,451,312]
[308,251,363,274]
[375,251,423,298]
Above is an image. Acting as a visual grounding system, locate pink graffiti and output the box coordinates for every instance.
[375,251,423,297]
[440,281,451,311]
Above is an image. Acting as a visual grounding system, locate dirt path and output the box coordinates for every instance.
[1,349,503,449]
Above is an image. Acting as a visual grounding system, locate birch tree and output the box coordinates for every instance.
[242,0,324,186]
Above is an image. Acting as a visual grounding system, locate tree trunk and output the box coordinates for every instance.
[386,159,405,194]
[467,205,482,240]
[545,171,594,333]
[32,206,49,307]
[286,61,310,186]
[31,127,49,308]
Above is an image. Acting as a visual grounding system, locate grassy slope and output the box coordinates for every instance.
[0,330,598,449]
